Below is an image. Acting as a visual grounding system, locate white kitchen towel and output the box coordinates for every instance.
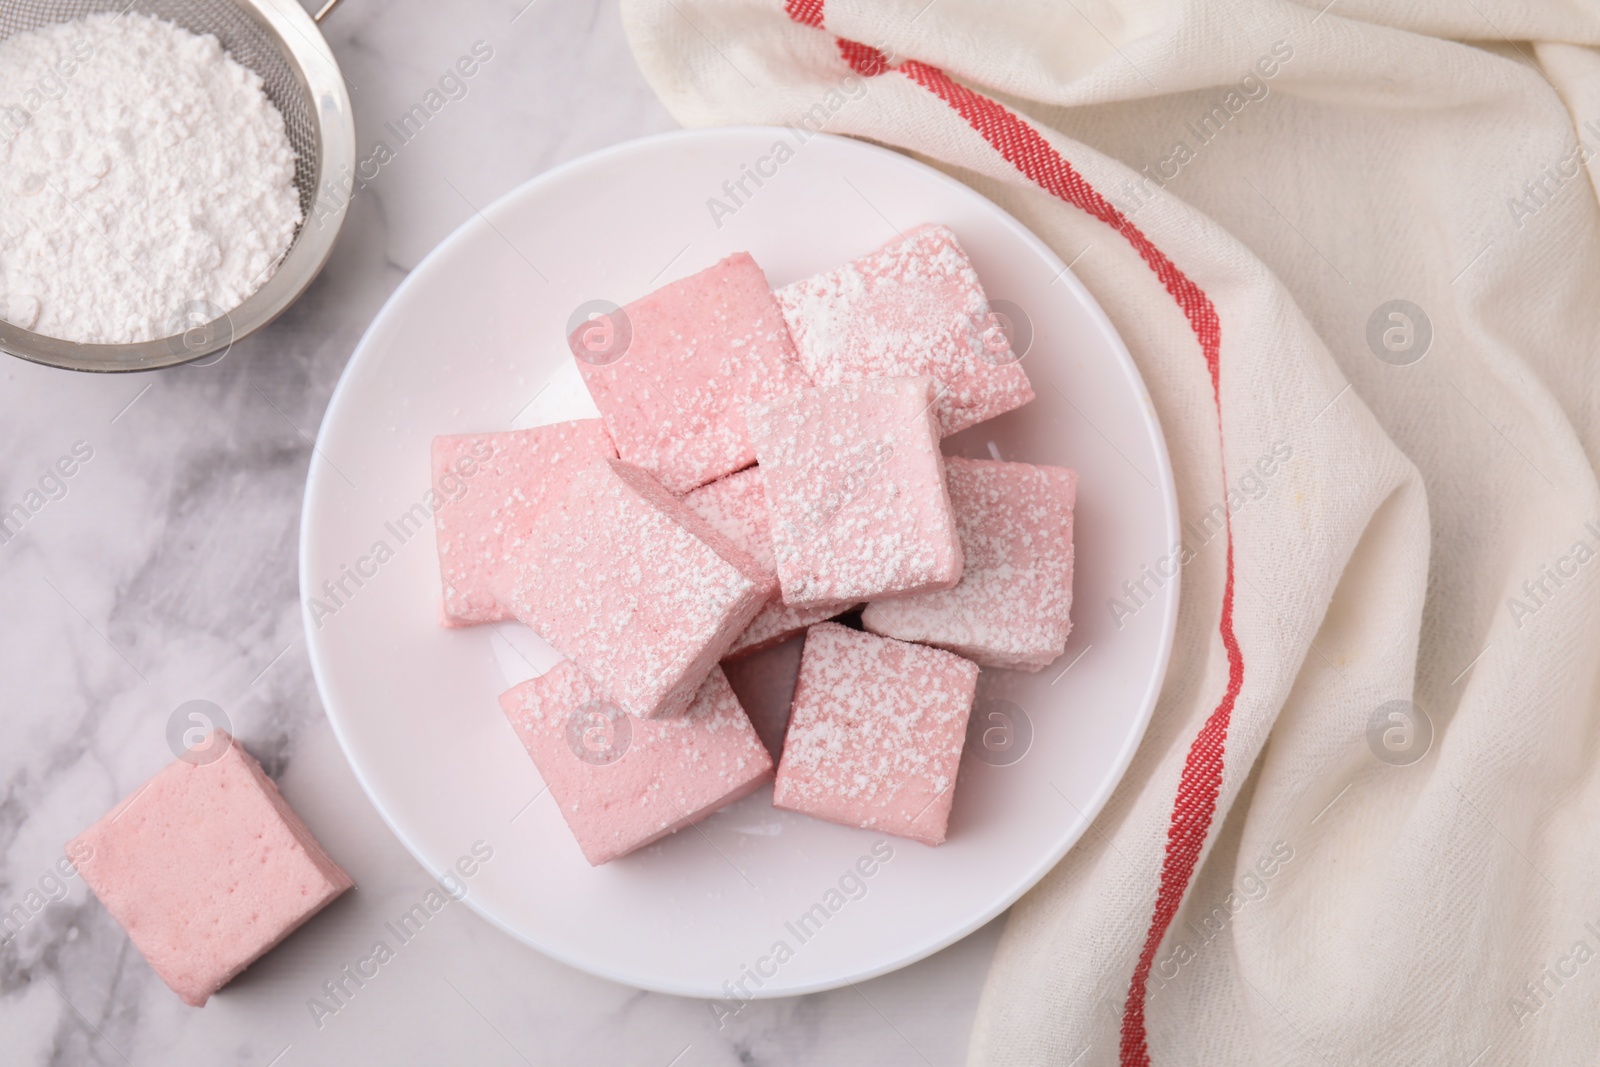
[621,1,1600,1063]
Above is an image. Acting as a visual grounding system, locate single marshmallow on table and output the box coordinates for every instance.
[511,457,774,720]
[431,420,616,627]
[774,223,1035,437]
[66,733,352,1007]
[682,466,857,657]
[863,457,1076,670]
[573,252,810,494]
[773,623,979,846]
[501,661,772,865]
[745,375,963,608]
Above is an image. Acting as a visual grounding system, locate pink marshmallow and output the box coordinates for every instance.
[67,733,352,1007]
[682,467,856,657]
[431,420,617,627]
[862,457,1076,670]
[574,252,810,494]
[775,223,1034,436]
[500,662,772,865]
[773,623,978,846]
[746,376,963,608]
[511,458,774,719]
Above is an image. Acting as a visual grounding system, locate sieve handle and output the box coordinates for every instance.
[313,0,344,22]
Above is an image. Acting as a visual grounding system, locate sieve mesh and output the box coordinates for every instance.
[0,1,320,222]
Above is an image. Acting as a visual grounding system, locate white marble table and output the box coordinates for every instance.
[0,2,1000,1063]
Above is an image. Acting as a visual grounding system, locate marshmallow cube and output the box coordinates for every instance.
[574,252,810,494]
[67,734,352,1007]
[746,376,962,608]
[512,458,774,720]
[682,467,856,657]
[431,420,617,626]
[775,223,1034,436]
[773,623,979,846]
[501,662,772,865]
[863,457,1076,670]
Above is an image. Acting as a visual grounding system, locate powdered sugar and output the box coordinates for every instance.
[0,14,301,343]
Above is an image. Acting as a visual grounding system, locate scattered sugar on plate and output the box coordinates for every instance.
[0,14,301,344]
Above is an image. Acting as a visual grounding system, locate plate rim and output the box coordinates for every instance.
[299,125,1181,998]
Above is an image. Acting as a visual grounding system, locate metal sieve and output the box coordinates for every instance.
[0,0,355,372]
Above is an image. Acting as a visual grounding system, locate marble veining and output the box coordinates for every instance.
[0,1,998,1064]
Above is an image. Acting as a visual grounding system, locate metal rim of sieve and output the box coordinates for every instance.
[0,0,355,372]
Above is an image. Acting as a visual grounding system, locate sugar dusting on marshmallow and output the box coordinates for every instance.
[682,466,857,656]
[774,224,1035,436]
[862,457,1075,670]
[773,623,978,846]
[746,376,963,608]
[512,458,774,719]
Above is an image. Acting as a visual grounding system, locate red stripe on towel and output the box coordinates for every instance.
[783,0,823,28]
[836,38,890,75]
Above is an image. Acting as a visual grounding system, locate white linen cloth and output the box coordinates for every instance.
[621,1,1600,1062]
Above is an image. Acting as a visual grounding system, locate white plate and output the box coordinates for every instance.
[301,127,1178,998]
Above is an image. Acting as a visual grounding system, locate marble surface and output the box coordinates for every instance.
[0,1,1001,1064]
